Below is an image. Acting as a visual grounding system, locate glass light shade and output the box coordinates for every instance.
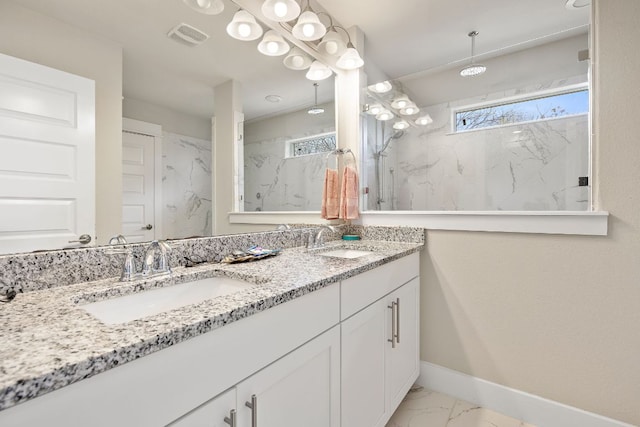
[366,103,383,115]
[261,0,301,22]
[415,115,433,126]
[368,81,392,93]
[318,30,347,56]
[257,30,290,56]
[393,120,410,130]
[460,64,487,77]
[292,11,326,41]
[283,47,313,70]
[183,0,224,15]
[391,94,411,109]
[226,10,263,41]
[400,103,420,115]
[376,109,394,121]
[305,61,332,81]
[336,47,364,70]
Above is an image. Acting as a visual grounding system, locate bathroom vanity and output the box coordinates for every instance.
[0,227,423,427]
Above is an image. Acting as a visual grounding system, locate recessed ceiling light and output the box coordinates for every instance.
[265,95,282,103]
[565,0,590,9]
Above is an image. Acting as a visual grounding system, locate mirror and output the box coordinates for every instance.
[359,1,591,211]
[0,0,335,256]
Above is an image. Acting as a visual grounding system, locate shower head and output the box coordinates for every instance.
[378,130,405,155]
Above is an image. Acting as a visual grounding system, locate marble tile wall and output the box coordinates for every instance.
[162,132,212,238]
[366,77,590,211]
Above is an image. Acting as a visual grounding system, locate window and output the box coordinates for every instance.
[286,132,336,158]
[454,88,589,132]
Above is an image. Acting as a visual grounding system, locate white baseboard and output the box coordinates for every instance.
[416,361,635,427]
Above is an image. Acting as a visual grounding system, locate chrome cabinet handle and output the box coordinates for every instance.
[395,297,400,344]
[68,234,91,244]
[245,395,257,427]
[224,409,236,427]
[142,224,153,230]
[388,301,397,348]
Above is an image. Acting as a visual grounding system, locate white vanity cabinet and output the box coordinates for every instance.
[341,253,420,427]
[169,326,340,427]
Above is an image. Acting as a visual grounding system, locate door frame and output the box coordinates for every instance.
[122,117,163,241]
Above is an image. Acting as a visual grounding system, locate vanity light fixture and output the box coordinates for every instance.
[261,0,301,22]
[306,60,332,80]
[318,27,347,56]
[308,83,325,115]
[393,120,410,130]
[258,30,290,56]
[460,31,487,77]
[390,94,411,110]
[182,0,224,15]
[399,103,420,116]
[415,114,433,126]
[226,9,263,41]
[291,3,326,41]
[376,109,394,121]
[334,27,364,70]
[365,103,383,115]
[368,81,393,94]
[283,47,313,70]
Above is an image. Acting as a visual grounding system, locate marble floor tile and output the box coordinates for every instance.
[387,388,535,427]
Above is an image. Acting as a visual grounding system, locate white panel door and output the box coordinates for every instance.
[122,131,155,243]
[0,53,95,254]
[236,326,340,427]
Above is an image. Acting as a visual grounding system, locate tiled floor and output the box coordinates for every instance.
[386,387,536,427]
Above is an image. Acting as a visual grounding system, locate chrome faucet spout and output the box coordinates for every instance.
[142,240,172,277]
[309,225,337,249]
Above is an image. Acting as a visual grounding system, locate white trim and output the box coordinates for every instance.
[229,211,341,226]
[416,362,635,427]
[122,117,163,240]
[359,211,608,236]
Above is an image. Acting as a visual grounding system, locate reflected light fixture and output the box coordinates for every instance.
[335,28,364,70]
[283,47,313,70]
[376,109,394,121]
[400,103,420,116]
[227,10,263,41]
[257,30,290,56]
[306,60,332,81]
[365,103,383,115]
[308,83,325,115]
[368,81,392,94]
[393,120,410,130]
[391,94,411,110]
[460,31,486,77]
[415,115,433,126]
[183,0,224,15]
[261,0,301,22]
[565,0,590,9]
[318,27,347,56]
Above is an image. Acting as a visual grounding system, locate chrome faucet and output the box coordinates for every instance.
[108,234,128,245]
[308,225,337,249]
[142,240,172,277]
[0,278,21,303]
[276,224,291,231]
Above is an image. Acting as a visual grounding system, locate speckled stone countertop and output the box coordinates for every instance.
[0,238,422,411]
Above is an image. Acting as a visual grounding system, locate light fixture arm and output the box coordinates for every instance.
[468,30,479,64]
[332,25,355,48]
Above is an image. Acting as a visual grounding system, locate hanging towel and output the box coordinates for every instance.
[321,168,340,219]
[339,165,359,220]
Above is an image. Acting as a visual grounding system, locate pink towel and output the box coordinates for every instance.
[339,165,359,220]
[321,168,340,219]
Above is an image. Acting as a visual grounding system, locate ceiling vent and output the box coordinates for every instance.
[168,23,209,46]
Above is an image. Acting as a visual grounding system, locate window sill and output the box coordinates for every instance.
[229,211,608,236]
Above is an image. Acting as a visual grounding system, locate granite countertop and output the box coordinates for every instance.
[0,239,422,411]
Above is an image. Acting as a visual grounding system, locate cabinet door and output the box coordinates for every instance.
[167,388,236,427]
[386,277,420,412]
[341,299,388,427]
[236,326,340,427]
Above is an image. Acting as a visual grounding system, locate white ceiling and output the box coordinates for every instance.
[11,0,589,121]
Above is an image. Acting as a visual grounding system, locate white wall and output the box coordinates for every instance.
[0,1,123,245]
[421,1,640,424]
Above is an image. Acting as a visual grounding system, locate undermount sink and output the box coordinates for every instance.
[80,277,254,325]
[318,249,375,259]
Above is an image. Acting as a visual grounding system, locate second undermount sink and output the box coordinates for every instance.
[318,249,375,259]
[80,276,254,325]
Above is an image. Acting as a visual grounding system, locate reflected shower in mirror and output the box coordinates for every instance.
[363,27,591,211]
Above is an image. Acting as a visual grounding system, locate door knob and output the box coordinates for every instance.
[68,234,92,244]
[142,224,153,230]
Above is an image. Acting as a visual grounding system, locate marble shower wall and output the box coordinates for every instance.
[367,77,590,211]
[162,132,212,238]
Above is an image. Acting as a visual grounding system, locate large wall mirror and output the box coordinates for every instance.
[356,0,591,212]
[0,0,335,256]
